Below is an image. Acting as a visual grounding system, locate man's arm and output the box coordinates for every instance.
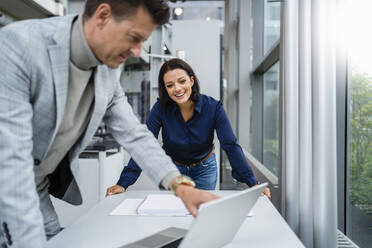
[108,101,164,193]
[0,28,46,248]
[172,184,220,217]
[104,84,177,187]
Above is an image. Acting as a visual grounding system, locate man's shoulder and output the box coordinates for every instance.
[0,15,74,46]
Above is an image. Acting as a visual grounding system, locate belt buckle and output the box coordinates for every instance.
[188,162,199,168]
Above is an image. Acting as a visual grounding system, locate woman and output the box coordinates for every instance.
[107,58,270,197]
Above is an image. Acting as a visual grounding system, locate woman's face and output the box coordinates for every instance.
[163,69,194,106]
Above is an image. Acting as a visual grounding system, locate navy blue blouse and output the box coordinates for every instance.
[117,94,258,189]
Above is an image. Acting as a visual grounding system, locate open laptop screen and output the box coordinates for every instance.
[120,183,267,248]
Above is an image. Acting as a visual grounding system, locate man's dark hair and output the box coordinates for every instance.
[83,0,170,25]
[158,58,200,108]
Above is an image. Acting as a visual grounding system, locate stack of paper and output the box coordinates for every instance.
[136,194,190,216]
[110,199,144,216]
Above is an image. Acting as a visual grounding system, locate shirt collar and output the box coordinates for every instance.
[194,97,202,113]
[70,14,101,70]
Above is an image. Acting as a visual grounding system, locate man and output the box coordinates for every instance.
[0,1,218,247]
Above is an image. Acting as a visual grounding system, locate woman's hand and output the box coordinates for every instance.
[106,185,125,197]
[262,187,271,199]
[253,184,271,199]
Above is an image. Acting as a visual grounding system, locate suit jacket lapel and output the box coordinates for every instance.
[78,68,108,151]
[46,15,110,157]
[45,16,75,156]
[48,46,69,131]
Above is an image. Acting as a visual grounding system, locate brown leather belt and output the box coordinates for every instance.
[173,147,215,168]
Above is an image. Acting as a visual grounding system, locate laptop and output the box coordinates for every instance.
[120,183,268,248]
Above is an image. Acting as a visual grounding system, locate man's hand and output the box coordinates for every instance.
[175,185,220,217]
[106,185,125,197]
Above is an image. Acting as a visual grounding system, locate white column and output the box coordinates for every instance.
[280,0,299,234]
[311,0,338,246]
[298,0,314,246]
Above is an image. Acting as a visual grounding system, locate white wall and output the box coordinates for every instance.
[171,20,222,188]
[171,20,221,100]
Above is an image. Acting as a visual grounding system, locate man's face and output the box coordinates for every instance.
[86,5,157,69]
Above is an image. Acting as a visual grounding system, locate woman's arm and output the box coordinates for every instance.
[107,102,163,194]
[215,101,258,187]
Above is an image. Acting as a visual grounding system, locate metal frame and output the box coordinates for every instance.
[335,0,349,235]
[149,27,166,107]
[250,0,265,161]
[336,36,348,233]
[251,0,281,167]
[249,0,281,209]
[0,0,64,20]
[252,40,280,75]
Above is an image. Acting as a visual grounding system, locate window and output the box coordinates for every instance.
[249,0,281,208]
[348,69,372,248]
[263,62,280,176]
[251,0,281,169]
[344,0,372,246]
[264,0,280,54]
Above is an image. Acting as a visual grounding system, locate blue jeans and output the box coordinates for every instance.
[176,153,217,190]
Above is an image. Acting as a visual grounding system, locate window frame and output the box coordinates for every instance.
[251,0,280,174]
[336,40,348,234]
[250,0,281,209]
[250,0,350,236]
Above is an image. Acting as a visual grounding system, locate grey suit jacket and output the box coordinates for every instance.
[0,15,177,248]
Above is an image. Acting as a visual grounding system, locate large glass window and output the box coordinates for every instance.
[264,0,280,54]
[263,62,280,176]
[250,0,281,207]
[243,0,282,208]
[345,0,372,246]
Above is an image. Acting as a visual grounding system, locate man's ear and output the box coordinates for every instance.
[94,3,113,28]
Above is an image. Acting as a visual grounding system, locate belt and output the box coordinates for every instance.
[173,147,215,168]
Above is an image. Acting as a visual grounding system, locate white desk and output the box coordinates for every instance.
[47,191,304,248]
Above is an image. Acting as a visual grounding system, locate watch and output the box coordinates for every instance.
[170,175,195,196]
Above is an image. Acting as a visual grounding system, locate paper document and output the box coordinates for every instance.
[110,199,143,216]
[137,194,191,216]
[109,195,254,217]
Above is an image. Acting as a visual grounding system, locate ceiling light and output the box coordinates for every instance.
[174,7,183,16]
